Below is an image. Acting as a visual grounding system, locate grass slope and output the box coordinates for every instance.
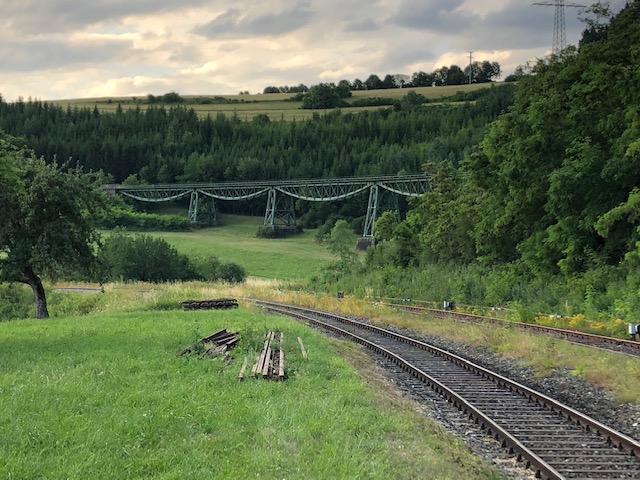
[144,214,334,280]
[0,306,500,480]
[53,84,492,121]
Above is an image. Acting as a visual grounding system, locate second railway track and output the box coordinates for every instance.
[254,300,640,480]
[383,302,640,358]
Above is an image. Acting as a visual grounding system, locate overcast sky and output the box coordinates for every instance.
[0,0,628,102]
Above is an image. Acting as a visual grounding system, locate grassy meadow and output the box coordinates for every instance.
[52,83,492,121]
[143,214,334,281]
[0,289,501,480]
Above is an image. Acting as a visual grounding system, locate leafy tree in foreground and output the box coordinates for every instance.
[0,131,105,318]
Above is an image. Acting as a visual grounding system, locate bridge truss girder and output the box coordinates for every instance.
[104,174,430,233]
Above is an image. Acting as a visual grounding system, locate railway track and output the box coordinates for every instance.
[254,300,640,480]
[382,303,640,358]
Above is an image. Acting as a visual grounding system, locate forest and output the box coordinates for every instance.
[0,86,512,184]
[1,1,639,323]
[321,1,640,322]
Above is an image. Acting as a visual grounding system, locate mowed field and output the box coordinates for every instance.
[52,83,492,121]
[141,214,337,281]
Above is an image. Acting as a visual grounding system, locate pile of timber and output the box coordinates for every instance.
[181,298,239,310]
[241,331,285,381]
[177,328,238,357]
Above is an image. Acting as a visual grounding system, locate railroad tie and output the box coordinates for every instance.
[177,328,239,357]
[180,298,239,310]
[250,331,285,380]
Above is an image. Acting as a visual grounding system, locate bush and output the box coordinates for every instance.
[349,97,396,108]
[191,255,246,283]
[101,231,196,282]
[219,262,247,283]
[0,283,33,320]
[98,207,191,230]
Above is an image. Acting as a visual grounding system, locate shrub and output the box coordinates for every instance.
[101,231,196,282]
[219,262,247,284]
[98,206,191,231]
[0,283,33,320]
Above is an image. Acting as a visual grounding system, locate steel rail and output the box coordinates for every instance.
[261,304,563,480]
[253,300,640,479]
[383,302,640,357]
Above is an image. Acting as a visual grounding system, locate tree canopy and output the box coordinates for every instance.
[0,131,105,317]
[387,0,640,278]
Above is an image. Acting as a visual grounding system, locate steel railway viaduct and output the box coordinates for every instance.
[103,174,431,246]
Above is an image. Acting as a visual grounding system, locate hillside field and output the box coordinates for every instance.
[52,83,492,121]
[134,214,338,281]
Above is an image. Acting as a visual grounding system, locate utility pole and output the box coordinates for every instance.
[533,1,584,55]
[468,51,473,84]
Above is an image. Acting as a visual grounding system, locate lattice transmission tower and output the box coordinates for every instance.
[533,1,584,55]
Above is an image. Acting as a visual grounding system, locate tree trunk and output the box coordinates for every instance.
[20,266,50,319]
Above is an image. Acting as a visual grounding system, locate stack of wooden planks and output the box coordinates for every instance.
[242,331,285,381]
[177,328,238,357]
[181,298,239,310]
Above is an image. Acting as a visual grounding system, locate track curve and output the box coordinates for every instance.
[254,300,640,480]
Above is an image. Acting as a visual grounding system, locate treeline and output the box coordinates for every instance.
[263,60,503,94]
[0,85,515,187]
[145,92,257,105]
[316,2,640,320]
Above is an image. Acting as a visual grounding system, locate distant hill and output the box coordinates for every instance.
[49,83,495,121]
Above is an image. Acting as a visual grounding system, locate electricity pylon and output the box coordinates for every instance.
[533,1,584,55]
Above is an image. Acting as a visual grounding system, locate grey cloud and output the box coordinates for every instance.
[380,44,437,71]
[388,0,465,31]
[4,0,211,35]
[387,0,588,53]
[193,2,314,38]
[343,19,381,33]
[0,38,133,72]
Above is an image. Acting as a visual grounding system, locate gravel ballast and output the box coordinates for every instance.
[338,315,640,480]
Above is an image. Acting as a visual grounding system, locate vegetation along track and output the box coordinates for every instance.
[253,300,640,480]
[382,303,640,358]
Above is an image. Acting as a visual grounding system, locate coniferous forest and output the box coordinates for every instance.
[1,1,640,323]
[0,86,513,184]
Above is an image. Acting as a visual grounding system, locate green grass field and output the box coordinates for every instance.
[53,84,492,121]
[137,214,335,281]
[0,304,500,480]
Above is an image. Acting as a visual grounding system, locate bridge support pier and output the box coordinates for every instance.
[188,191,199,223]
[358,187,401,249]
[260,188,299,236]
[188,190,218,225]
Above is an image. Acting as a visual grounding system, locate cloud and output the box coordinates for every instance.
[0,0,633,102]
[0,37,132,72]
[193,2,314,39]
[2,0,211,35]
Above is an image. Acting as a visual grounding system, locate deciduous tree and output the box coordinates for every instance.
[0,131,105,318]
